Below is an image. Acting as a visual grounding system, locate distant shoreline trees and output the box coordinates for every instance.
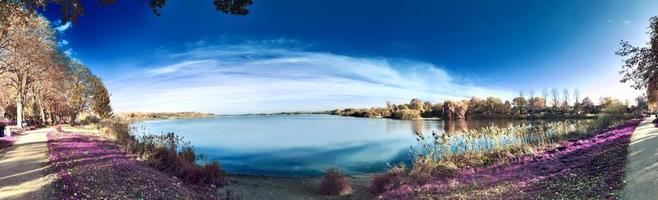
[331,89,645,120]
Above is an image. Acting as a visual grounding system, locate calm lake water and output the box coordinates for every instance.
[133,114,581,176]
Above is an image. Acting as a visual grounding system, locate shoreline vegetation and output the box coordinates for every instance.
[378,118,639,199]
[115,112,216,121]
[330,94,646,120]
[369,106,639,199]
[65,117,233,199]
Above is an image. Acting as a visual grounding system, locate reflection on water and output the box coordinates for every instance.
[134,114,587,176]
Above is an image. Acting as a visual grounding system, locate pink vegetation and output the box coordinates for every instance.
[46,132,221,199]
[379,120,640,199]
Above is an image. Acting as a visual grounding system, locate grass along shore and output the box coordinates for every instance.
[375,117,639,199]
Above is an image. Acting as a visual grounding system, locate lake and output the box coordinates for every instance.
[133,114,584,176]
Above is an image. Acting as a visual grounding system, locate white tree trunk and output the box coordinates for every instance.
[16,92,22,128]
[33,93,45,125]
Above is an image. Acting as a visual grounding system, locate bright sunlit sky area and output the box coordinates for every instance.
[46,0,658,114]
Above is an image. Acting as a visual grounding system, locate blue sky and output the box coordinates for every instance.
[47,0,656,114]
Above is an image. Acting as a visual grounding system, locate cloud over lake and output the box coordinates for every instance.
[108,42,515,114]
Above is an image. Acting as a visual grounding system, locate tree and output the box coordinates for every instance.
[581,97,595,113]
[1,4,114,126]
[542,89,549,103]
[4,0,253,22]
[519,91,525,99]
[599,97,621,109]
[409,98,423,110]
[66,62,94,123]
[422,101,432,111]
[90,76,112,118]
[443,100,468,120]
[483,97,503,114]
[617,17,658,110]
[636,95,649,112]
[512,96,527,115]
[466,97,482,115]
[2,13,54,128]
[551,88,560,108]
[562,88,570,107]
[502,100,512,115]
[529,97,546,112]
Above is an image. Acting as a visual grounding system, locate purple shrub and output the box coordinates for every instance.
[370,165,406,194]
[319,168,353,196]
[371,173,395,194]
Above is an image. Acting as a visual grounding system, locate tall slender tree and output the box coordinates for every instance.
[66,62,94,124]
[551,88,560,108]
[90,76,112,118]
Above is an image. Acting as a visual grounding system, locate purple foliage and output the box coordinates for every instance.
[46,132,221,199]
[379,120,641,199]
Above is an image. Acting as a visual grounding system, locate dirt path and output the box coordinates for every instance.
[0,128,55,200]
[622,117,658,200]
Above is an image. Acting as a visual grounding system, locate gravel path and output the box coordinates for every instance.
[622,117,658,199]
[0,128,55,200]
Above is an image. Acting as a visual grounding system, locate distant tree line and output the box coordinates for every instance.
[0,3,112,127]
[331,88,647,120]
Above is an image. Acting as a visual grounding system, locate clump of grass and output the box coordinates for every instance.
[97,117,225,186]
[319,168,353,196]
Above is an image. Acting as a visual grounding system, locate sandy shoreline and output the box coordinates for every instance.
[226,174,375,200]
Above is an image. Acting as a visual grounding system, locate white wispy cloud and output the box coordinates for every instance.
[107,42,515,114]
[55,21,72,32]
[59,40,69,46]
[63,48,73,56]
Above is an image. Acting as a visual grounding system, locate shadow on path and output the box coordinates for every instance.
[0,128,56,200]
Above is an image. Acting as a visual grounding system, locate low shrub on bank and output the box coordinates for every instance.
[370,165,406,194]
[97,118,225,186]
[319,168,353,196]
[391,109,421,120]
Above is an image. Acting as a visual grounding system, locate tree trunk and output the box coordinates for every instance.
[16,92,22,128]
[48,106,54,124]
[35,96,46,125]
